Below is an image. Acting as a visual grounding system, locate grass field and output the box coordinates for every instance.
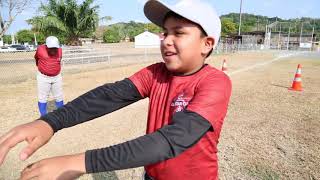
[0,45,319,180]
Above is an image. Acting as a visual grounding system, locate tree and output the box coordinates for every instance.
[144,23,162,33]
[221,18,237,36]
[2,34,11,44]
[34,32,46,45]
[93,16,112,40]
[16,29,33,44]
[125,21,145,41]
[0,0,34,38]
[103,26,121,43]
[27,0,100,45]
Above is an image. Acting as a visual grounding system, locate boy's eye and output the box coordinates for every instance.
[175,31,184,36]
[159,32,166,40]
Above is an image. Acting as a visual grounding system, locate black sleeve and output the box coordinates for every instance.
[40,78,143,132]
[85,110,212,173]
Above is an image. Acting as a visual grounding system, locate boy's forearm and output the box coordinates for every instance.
[85,110,212,173]
[40,78,143,133]
[69,153,86,173]
[85,131,172,173]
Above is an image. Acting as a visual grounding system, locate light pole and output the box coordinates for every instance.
[287,26,291,50]
[238,0,243,36]
[237,0,243,50]
[299,22,303,45]
[34,33,38,46]
[278,23,281,50]
[310,26,314,51]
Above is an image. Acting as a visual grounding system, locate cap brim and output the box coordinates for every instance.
[46,44,59,48]
[144,0,171,28]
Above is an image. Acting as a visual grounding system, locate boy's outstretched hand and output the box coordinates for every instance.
[0,120,54,166]
[20,154,86,180]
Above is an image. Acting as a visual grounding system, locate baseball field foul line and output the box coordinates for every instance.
[228,51,304,76]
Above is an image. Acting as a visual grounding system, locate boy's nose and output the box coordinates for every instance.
[161,35,173,46]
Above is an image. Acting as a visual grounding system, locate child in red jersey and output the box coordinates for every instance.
[35,36,64,116]
[0,1,231,179]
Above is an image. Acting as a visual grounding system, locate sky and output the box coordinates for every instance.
[4,0,320,34]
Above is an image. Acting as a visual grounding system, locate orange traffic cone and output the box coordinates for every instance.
[222,59,227,73]
[289,64,303,91]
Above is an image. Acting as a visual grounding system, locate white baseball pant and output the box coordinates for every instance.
[37,71,63,103]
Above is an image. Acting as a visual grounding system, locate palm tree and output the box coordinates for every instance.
[28,0,103,45]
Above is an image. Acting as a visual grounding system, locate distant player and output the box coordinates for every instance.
[35,36,64,115]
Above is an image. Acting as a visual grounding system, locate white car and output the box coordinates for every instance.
[0,46,17,53]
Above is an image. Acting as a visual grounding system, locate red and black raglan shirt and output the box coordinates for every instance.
[41,62,231,180]
[34,45,62,76]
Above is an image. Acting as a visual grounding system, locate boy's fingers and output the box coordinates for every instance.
[0,131,14,145]
[20,138,43,161]
[22,162,41,173]
[0,132,25,166]
[21,165,41,180]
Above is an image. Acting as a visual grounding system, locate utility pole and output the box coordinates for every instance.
[310,26,315,51]
[237,0,243,51]
[299,22,303,46]
[34,33,38,46]
[264,24,269,49]
[287,26,291,50]
[278,23,281,50]
[238,0,243,36]
[11,33,15,45]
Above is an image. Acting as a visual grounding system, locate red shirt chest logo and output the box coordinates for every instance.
[170,92,192,113]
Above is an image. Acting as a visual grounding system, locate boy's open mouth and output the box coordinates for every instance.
[164,51,177,57]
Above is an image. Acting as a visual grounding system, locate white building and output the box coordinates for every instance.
[79,38,94,45]
[134,31,160,48]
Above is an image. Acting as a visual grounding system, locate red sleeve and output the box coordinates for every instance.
[34,47,40,66]
[58,47,62,59]
[128,64,157,98]
[186,73,232,130]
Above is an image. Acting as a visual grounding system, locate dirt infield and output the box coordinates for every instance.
[0,48,319,179]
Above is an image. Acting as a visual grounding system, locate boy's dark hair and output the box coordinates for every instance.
[163,11,213,57]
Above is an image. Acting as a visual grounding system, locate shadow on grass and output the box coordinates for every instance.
[271,83,290,89]
[248,164,280,180]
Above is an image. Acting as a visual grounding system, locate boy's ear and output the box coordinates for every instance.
[201,37,214,56]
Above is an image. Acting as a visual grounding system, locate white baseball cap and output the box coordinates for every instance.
[45,36,60,48]
[144,0,221,49]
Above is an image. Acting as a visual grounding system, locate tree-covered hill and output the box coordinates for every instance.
[220,13,320,37]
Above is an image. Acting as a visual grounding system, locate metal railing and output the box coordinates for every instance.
[0,44,161,84]
[1,42,318,84]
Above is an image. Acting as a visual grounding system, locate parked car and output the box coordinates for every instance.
[10,44,30,51]
[0,46,16,52]
[25,44,37,51]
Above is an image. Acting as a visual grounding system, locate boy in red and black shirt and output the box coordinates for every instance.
[0,1,231,179]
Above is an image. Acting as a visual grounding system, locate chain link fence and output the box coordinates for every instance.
[1,42,318,84]
[0,43,163,84]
